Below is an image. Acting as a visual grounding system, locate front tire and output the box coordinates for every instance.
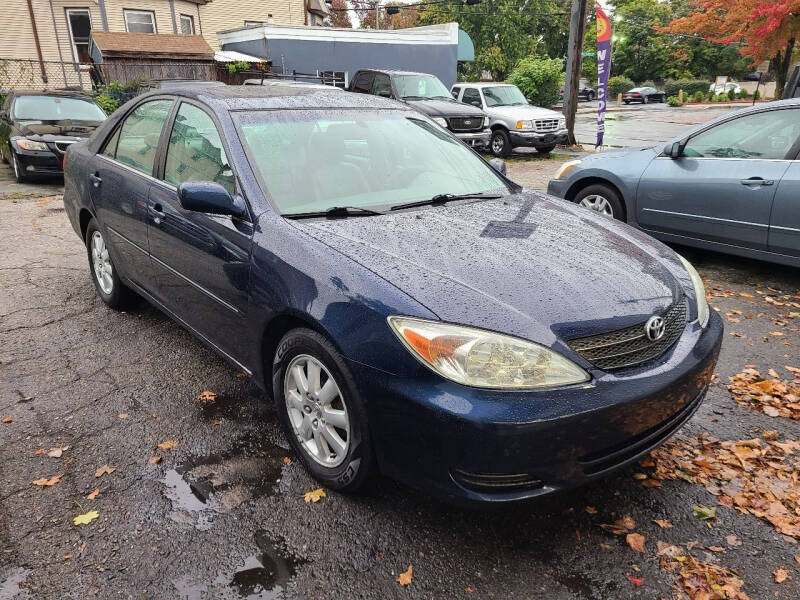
[11,151,28,183]
[490,129,512,158]
[573,183,625,220]
[85,219,137,309]
[273,328,375,492]
[536,145,556,156]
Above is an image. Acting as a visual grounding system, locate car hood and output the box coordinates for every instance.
[487,105,563,121]
[405,98,485,118]
[15,120,99,139]
[293,191,684,346]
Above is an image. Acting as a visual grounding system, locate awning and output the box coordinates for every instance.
[214,50,269,63]
[457,29,475,62]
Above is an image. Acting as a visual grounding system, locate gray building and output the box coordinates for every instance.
[217,22,474,89]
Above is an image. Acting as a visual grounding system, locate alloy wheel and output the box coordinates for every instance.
[284,354,350,468]
[91,230,114,295]
[579,194,614,217]
[491,135,505,156]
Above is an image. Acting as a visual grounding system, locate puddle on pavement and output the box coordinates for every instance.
[161,433,288,529]
[219,531,303,599]
[0,568,30,598]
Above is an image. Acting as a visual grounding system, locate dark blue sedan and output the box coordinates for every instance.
[63,86,722,503]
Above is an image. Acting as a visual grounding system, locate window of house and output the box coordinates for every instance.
[179,14,195,34]
[124,9,157,33]
[321,71,347,89]
[66,8,92,63]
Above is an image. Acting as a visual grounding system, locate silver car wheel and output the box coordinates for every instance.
[491,135,504,155]
[284,354,350,468]
[91,231,114,295]
[579,194,614,217]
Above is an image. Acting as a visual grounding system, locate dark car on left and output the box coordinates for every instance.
[0,90,107,182]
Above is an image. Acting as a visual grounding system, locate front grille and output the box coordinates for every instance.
[534,119,560,132]
[448,117,483,132]
[54,141,76,153]
[568,298,687,371]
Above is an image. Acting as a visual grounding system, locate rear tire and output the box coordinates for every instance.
[490,129,512,158]
[273,328,375,493]
[85,218,138,309]
[573,183,625,221]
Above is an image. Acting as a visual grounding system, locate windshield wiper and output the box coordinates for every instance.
[283,205,385,219]
[390,192,501,211]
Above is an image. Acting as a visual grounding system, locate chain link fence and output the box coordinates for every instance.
[0,58,98,91]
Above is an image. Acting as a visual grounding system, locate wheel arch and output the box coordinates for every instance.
[79,208,95,241]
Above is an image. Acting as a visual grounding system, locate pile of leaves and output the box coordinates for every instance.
[656,541,749,600]
[648,433,800,539]
[727,367,800,419]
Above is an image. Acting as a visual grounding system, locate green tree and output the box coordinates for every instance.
[507,57,564,107]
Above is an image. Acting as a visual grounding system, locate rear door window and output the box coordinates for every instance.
[112,99,174,175]
[462,88,482,108]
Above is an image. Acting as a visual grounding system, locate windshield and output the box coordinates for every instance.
[236,110,509,215]
[13,96,107,123]
[394,74,451,100]
[483,86,528,107]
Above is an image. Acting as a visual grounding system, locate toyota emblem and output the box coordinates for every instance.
[645,316,666,341]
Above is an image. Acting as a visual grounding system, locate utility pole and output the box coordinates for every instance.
[564,0,589,145]
[375,0,379,29]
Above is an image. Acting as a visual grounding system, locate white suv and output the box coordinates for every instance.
[451,83,567,157]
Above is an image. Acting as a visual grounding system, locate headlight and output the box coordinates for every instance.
[16,138,48,151]
[678,255,709,328]
[555,159,581,179]
[432,117,448,128]
[558,117,566,129]
[388,316,589,389]
[516,120,534,130]
[483,116,490,128]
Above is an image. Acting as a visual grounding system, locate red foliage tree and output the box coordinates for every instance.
[329,0,354,29]
[662,0,800,93]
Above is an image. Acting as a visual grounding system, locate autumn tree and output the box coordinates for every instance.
[329,0,353,29]
[662,0,800,93]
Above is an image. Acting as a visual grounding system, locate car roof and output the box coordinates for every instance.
[241,79,344,90]
[666,98,800,142]
[452,82,516,89]
[135,84,409,112]
[358,69,434,77]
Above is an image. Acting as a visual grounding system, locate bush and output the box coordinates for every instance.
[693,90,705,103]
[738,89,749,99]
[94,94,119,115]
[666,96,683,107]
[664,79,712,98]
[608,76,635,99]
[727,88,737,101]
[506,57,564,108]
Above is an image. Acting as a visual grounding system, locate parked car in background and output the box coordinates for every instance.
[547,99,800,267]
[451,82,567,157]
[349,69,490,149]
[559,81,596,101]
[0,90,107,182]
[62,84,721,503]
[140,80,226,91]
[243,79,344,91]
[709,81,742,96]
[622,87,666,104]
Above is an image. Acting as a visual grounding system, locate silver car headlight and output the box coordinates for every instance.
[558,117,566,129]
[678,255,709,328]
[483,116,490,128]
[17,138,48,151]
[516,120,534,130]
[388,316,589,389]
[432,117,448,128]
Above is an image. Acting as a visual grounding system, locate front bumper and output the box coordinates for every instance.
[510,129,568,148]
[453,129,491,147]
[351,310,723,503]
[546,178,569,198]
[12,142,63,177]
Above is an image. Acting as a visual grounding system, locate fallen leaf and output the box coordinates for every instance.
[626,533,646,553]
[94,465,115,478]
[632,472,647,480]
[157,440,179,451]
[396,565,413,586]
[708,546,725,552]
[34,448,46,455]
[770,331,785,337]
[626,575,644,587]
[32,474,63,486]
[774,567,789,583]
[86,488,100,500]
[73,510,99,526]
[148,455,162,464]
[196,390,217,403]
[47,446,67,458]
[739,292,754,298]
[599,515,636,535]
[304,488,326,503]
[693,505,717,521]
[726,535,742,547]
[795,556,800,564]
[465,586,474,593]
[63,554,73,560]
[212,419,222,426]
[653,519,674,529]
[1,417,13,423]
[282,457,292,466]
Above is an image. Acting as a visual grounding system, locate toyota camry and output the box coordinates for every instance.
[63,85,723,503]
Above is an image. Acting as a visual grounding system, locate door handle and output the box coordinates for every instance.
[740,177,774,187]
[89,172,102,187]
[148,201,165,223]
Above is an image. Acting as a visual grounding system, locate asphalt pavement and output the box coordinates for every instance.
[1,162,799,599]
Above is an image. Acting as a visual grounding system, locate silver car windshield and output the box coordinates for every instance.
[483,86,528,107]
[236,109,509,215]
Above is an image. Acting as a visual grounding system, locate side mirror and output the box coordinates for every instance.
[664,141,682,158]
[488,158,507,176]
[178,181,246,219]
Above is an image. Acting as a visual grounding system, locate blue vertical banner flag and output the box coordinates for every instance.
[595,5,612,147]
